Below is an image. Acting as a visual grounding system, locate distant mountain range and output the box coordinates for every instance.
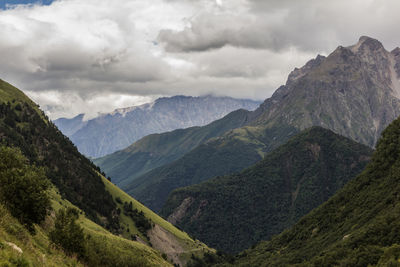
[54,95,261,158]
[98,36,400,213]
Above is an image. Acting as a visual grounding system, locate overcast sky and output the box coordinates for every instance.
[1,0,400,119]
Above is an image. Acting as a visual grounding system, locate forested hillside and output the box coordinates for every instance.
[162,127,372,253]
[219,115,400,266]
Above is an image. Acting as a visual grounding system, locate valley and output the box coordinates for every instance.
[2,28,400,267]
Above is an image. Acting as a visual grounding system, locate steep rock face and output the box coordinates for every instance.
[55,95,260,158]
[252,36,400,146]
[161,127,372,253]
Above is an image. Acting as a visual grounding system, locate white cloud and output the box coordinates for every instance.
[0,0,400,119]
[26,90,157,120]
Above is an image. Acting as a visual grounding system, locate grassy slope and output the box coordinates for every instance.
[102,176,213,264]
[224,116,400,266]
[94,108,251,187]
[0,79,120,230]
[161,127,372,253]
[50,188,172,267]
[0,188,171,267]
[0,80,39,111]
[0,204,82,267]
[0,79,211,266]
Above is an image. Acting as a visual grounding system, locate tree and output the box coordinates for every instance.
[0,146,50,232]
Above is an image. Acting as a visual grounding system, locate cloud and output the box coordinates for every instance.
[26,90,156,120]
[0,0,400,119]
[158,0,400,53]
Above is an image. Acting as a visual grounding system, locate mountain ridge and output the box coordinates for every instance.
[94,108,253,187]
[221,110,400,266]
[55,95,260,158]
[160,127,372,253]
[114,36,400,212]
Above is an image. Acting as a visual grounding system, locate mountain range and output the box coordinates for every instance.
[54,95,260,158]
[97,36,400,213]
[3,35,400,266]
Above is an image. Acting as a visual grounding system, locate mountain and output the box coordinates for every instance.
[160,127,372,253]
[113,36,400,212]
[55,95,260,158]
[94,108,253,187]
[0,79,212,266]
[250,36,400,146]
[221,110,400,266]
[123,124,297,212]
[53,113,87,136]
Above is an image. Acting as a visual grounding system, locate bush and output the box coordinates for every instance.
[0,146,50,232]
[49,207,86,258]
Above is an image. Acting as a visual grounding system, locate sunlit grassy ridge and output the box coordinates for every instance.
[0,79,210,266]
[0,79,45,120]
[0,203,83,267]
[102,176,213,263]
[50,188,172,267]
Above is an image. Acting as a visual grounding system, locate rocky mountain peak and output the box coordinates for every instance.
[349,35,385,53]
[287,54,326,85]
[251,36,400,147]
[391,47,400,56]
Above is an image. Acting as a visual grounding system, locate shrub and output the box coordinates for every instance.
[0,146,50,232]
[49,207,86,258]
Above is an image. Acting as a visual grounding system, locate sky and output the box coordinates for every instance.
[0,0,400,119]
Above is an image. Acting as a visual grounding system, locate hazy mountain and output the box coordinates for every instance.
[55,95,260,158]
[224,112,400,266]
[53,113,87,136]
[112,36,400,212]
[161,127,372,253]
[94,109,253,187]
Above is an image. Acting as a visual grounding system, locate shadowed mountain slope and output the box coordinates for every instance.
[161,127,372,253]
[221,112,400,266]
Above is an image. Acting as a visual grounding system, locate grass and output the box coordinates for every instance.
[102,176,210,251]
[49,186,173,266]
[0,203,83,267]
[0,79,46,121]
